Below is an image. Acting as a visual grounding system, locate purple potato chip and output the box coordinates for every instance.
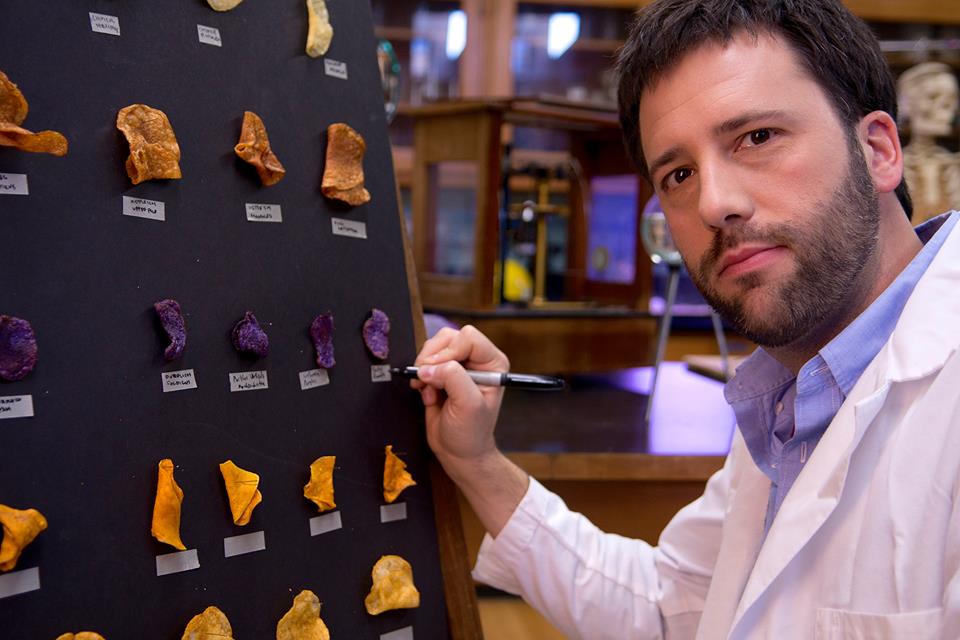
[362,308,390,360]
[309,313,336,369]
[0,315,38,382]
[232,311,269,357]
[153,298,186,362]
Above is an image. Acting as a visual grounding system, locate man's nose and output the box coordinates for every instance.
[697,161,755,229]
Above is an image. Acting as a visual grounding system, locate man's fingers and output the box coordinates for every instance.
[417,361,485,407]
[421,325,509,372]
[415,327,459,365]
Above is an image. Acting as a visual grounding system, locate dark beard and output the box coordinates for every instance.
[687,138,881,348]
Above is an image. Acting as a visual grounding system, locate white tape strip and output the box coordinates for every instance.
[309,511,342,536]
[380,502,407,523]
[0,395,34,420]
[0,567,40,599]
[156,549,200,576]
[223,530,266,558]
[371,365,392,382]
[380,626,414,640]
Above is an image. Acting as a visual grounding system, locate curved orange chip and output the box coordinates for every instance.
[0,122,68,156]
[219,460,262,526]
[303,456,336,512]
[0,504,47,572]
[364,555,420,615]
[383,445,416,504]
[235,111,285,186]
[0,70,28,125]
[116,104,182,185]
[277,589,331,640]
[321,123,371,206]
[151,458,186,551]
[56,633,106,640]
[182,606,233,640]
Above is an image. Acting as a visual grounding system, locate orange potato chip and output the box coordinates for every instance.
[305,0,334,58]
[56,633,106,640]
[182,606,233,640]
[208,0,243,10]
[383,445,416,504]
[0,123,68,156]
[219,460,262,526]
[364,555,420,615]
[321,123,371,206]
[0,70,28,125]
[303,456,336,512]
[0,504,47,572]
[235,111,286,186]
[116,104,182,185]
[276,589,331,640]
[151,458,186,551]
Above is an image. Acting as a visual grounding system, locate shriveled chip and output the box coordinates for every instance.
[0,504,47,572]
[305,0,334,58]
[208,0,243,10]
[309,313,335,369]
[0,123,68,156]
[303,456,336,512]
[232,311,269,357]
[0,315,38,382]
[182,606,233,640]
[154,298,186,362]
[383,445,416,504]
[151,458,186,551]
[219,460,262,526]
[362,308,390,361]
[235,111,285,186]
[321,123,370,206]
[56,633,106,640]
[364,555,420,615]
[276,589,331,640]
[0,70,28,125]
[116,104,182,185]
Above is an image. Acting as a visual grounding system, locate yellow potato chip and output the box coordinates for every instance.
[321,122,371,206]
[303,456,336,512]
[0,70,28,125]
[116,104,182,185]
[383,445,416,504]
[276,589,330,640]
[219,460,262,526]
[55,633,106,640]
[0,504,47,572]
[235,111,286,186]
[182,606,233,640]
[305,0,334,58]
[0,123,68,156]
[151,458,186,551]
[208,0,243,10]
[364,555,420,615]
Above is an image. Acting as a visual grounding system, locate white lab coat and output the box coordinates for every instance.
[474,214,960,639]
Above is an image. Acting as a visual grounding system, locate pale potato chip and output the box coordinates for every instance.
[305,0,334,58]
[219,460,262,526]
[0,70,28,125]
[151,458,186,551]
[56,633,106,640]
[0,504,47,572]
[0,123,68,156]
[182,606,233,640]
[276,589,330,640]
[235,111,286,186]
[364,555,420,615]
[321,123,370,206]
[383,445,416,503]
[116,104,182,185]
[303,456,336,512]
[208,0,243,11]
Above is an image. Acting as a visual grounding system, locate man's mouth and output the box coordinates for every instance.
[717,245,788,278]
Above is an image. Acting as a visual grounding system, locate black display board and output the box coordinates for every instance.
[0,2,451,637]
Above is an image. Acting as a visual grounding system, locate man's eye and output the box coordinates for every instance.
[747,129,772,145]
[670,167,693,186]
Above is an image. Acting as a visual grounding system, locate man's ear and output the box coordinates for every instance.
[857,110,904,195]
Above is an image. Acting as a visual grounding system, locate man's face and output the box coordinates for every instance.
[638,32,880,348]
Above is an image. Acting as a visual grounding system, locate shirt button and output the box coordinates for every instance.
[775,401,784,415]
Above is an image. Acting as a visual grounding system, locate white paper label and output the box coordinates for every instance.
[156,549,199,576]
[0,567,40,599]
[223,531,266,557]
[309,511,343,536]
[0,173,28,196]
[331,217,367,239]
[197,24,222,47]
[122,196,165,221]
[371,365,392,383]
[380,502,407,523]
[245,203,282,223]
[324,59,348,80]
[89,12,120,36]
[0,395,34,420]
[380,626,414,640]
[299,368,330,390]
[229,370,268,392]
[161,369,197,393]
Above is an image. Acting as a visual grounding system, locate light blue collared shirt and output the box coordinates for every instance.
[724,212,957,534]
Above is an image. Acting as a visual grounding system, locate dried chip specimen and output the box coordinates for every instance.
[322,123,371,206]
[182,606,233,640]
[56,633,106,640]
[208,0,243,10]
[309,313,335,369]
[154,299,186,362]
[0,123,68,156]
[303,456,336,512]
[151,458,186,551]
[117,104,182,185]
[364,555,420,615]
[219,460,262,526]
[276,589,331,640]
[0,70,28,125]
[0,504,47,572]
[232,311,269,358]
[235,111,285,186]
[383,445,416,504]
[305,0,334,58]
[362,308,390,361]
[0,315,38,382]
